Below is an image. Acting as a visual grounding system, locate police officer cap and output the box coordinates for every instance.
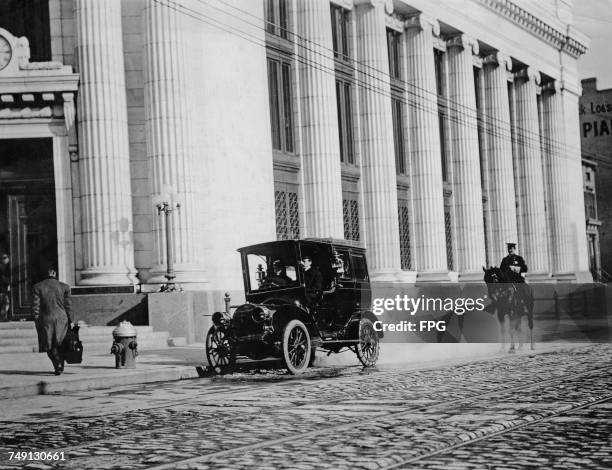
[506,242,517,250]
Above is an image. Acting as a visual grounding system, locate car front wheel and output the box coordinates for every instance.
[205,326,236,374]
[282,319,311,375]
[356,318,379,367]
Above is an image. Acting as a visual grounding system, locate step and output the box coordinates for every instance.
[0,337,173,354]
[0,325,155,338]
[0,321,37,330]
[0,324,173,354]
[0,329,164,343]
[0,331,170,346]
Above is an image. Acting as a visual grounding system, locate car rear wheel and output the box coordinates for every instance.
[205,326,236,373]
[356,318,379,367]
[282,319,311,375]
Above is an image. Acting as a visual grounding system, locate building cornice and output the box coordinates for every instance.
[478,0,589,58]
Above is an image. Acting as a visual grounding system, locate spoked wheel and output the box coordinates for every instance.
[356,318,379,367]
[282,319,311,375]
[205,326,236,374]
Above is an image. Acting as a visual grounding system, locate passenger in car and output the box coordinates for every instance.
[300,255,323,307]
[266,260,293,287]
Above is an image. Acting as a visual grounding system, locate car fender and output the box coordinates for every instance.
[345,310,384,339]
[271,305,321,341]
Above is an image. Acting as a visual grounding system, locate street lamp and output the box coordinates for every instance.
[153,187,181,292]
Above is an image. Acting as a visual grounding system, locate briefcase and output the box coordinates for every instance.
[61,324,83,364]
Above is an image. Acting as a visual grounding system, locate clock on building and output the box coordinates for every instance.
[0,35,12,71]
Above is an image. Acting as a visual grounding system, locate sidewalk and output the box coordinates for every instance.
[0,346,208,399]
[0,341,588,400]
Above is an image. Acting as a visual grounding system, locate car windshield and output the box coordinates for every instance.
[244,245,299,292]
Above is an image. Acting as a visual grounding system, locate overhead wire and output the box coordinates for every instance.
[153,0,608,173]
[203,0,589,159]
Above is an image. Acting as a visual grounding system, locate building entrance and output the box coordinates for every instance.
[0,138,57,320]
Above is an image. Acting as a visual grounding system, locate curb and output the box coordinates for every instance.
[0,365,204,399]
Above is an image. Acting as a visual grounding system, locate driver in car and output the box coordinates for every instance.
[265,260,293,287]
[300,255,323,307]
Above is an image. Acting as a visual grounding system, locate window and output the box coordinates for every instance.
[387,29,401,80]
[0,0,50,61]
[444,209,454,271]
[275,189,300,240]
[474,66,488,266]
[584,191,597,220]
[264,0,288,39]
[331,4,350,61]
[343,198,360,241]
[351,254,368,280]
[267,58,294,153]
[398,202,411,270]
[392,98,406,174]
[434,49,449,181]
[336,78,355,164]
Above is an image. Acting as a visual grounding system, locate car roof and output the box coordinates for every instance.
[237,239,366,253]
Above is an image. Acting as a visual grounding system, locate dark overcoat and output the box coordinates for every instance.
[33,277,72,352]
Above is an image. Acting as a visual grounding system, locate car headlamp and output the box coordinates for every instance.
[212,311,231,326]
[252,306,275,323]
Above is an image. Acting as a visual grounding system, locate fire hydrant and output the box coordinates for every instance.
[110,321,138,369]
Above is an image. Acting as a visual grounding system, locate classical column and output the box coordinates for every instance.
[513,68,549,275]
[296,0,343,238]
[405,15,448,278]
[74,0,136,285]
[541,81,573,276]
[482,52,518,265]
[354,0,400,277]
[446,34,485,279]
[144,0,205,283]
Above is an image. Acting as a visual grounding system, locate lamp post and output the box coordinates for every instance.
[153,187,181,292]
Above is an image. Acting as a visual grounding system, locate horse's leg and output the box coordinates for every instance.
[498,310,506,352]
[517,313,524,350]
[508,312,517,354]
[528,309,534,350]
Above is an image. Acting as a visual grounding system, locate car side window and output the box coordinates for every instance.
[335,251,351,280]
[351,254,368,281]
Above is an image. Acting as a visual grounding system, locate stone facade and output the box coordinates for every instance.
[0,0,594,308]
[580,78,610,281]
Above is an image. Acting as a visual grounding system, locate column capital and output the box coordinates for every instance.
[446,34,479,55]
[354,0,393,14]
[514,67,541,85]
[541,80,561,95]
[405,14,440,37]
[483,51,513,71]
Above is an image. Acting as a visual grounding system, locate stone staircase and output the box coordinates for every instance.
[0,322,177,354]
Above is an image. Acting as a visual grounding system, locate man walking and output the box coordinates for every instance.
[33,266,72,375]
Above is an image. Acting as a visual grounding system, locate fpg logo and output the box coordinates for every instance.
[420,321,446,332]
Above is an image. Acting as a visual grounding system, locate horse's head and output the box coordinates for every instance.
[483,266,502,284]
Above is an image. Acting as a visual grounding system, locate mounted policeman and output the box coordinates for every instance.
[500,242,527,283]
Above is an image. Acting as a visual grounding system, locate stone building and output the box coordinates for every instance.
[0,0,592,324]
[580,77,612,281]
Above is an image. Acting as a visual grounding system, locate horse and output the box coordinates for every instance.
[483,266,534,352]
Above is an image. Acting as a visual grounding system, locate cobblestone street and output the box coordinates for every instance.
[1,344,611,469]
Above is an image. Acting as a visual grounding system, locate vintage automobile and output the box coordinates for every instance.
[205,238,381,374]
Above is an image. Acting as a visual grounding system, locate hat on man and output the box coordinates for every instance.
[506,242,517,250]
